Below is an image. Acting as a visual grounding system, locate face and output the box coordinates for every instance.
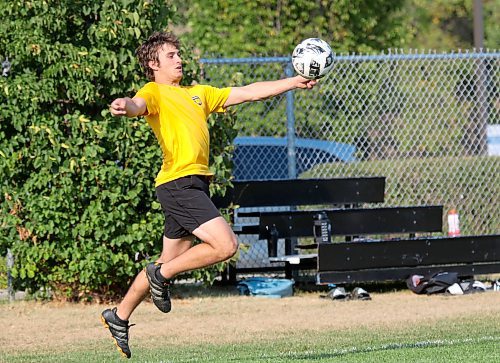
[150,43,183,83]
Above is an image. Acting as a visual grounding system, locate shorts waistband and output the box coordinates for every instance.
[159,174,211,188]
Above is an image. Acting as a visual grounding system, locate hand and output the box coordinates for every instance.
[294,75,318,89]
[110,98,130,116]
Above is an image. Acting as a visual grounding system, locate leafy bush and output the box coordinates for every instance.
[0,1,236,301]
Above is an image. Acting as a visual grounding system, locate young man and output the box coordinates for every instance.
[101,31,317,358]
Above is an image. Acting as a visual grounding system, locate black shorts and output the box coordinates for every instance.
[155,175,221,239]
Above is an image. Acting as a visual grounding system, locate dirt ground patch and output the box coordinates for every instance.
[1,288,500,354]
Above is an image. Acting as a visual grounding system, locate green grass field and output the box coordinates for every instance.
[6,318,499,362]
[1,290,499,362]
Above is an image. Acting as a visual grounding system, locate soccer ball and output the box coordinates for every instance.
[292,38,334,79]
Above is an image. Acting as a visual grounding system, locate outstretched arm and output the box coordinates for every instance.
[110,97,147,117]
[224,75,317,107]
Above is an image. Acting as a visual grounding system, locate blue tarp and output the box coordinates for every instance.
[236,277,294,298]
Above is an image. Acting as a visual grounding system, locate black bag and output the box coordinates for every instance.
[406,272,459,295]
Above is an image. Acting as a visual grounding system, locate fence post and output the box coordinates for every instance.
[471,2,488,156]
[472,56,489,155]
[7,249,14,302]
[285,62,296,179]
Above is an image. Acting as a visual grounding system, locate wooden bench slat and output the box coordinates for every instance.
[213,177,385,208]
[317,262,500,284]
[317,235,500,271]
[232,224,259,234]
[258,206,443,239]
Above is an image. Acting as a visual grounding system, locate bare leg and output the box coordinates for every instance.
[159,216,238,279]
[115,236,193,321]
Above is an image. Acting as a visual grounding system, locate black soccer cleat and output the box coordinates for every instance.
[145,262,172,313]
[101,307,135,359]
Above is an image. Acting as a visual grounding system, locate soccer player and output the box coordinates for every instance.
[101,31,317,358]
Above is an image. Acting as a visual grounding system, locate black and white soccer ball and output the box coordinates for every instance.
[292,38,334,79]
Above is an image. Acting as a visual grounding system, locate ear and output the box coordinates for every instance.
[148,60,159,71]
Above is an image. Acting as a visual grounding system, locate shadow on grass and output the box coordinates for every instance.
[171,283,241,299]
[171,278,410,300]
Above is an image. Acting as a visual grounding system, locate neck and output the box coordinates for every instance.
[154,74,181,86]
[156,80,181,86]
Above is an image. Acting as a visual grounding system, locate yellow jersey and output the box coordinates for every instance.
[136,82,231,187]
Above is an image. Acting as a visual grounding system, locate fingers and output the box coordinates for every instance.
[305,79,317,88]
[110,98,127,116]
[295,76,318,89]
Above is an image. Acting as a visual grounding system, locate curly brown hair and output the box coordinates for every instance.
[135,31,180,81]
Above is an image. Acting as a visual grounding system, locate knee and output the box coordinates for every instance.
[217,237,238,261]
[228,238,239,258]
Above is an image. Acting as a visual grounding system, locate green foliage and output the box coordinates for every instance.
[174,0,410,56]
[405,0,500,50]
[173,0,499,57]
[0,0,236,300]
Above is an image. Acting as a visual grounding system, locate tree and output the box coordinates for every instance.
[172,0,410,57]
[405,0,500,50]
[0,0,236,301]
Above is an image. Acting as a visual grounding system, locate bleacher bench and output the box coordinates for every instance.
[215,177,500,284]
[212,177,386,279]
[317,234,500,284]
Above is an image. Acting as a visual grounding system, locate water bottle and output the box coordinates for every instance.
[313,211,331,243]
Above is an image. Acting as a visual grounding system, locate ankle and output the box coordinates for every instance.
[115,308,130,323]
[156,266,170,283]
[153,262,174,281]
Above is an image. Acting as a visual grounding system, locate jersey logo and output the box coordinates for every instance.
[192,96,202,106]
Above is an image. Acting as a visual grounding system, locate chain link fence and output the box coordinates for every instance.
[201,50,499,270]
